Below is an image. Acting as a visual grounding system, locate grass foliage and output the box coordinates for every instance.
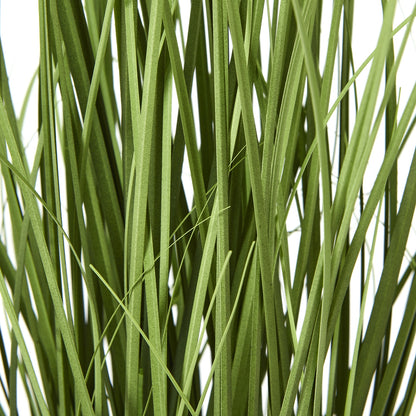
[0,0,416,414]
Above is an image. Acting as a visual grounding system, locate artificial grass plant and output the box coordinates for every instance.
[0,0,416,414]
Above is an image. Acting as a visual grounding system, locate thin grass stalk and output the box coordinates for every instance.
[213,0,231,414]
[334,1,354,412]
[373,0,399,405]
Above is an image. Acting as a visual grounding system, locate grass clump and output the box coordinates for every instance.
[0,0,416,414]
